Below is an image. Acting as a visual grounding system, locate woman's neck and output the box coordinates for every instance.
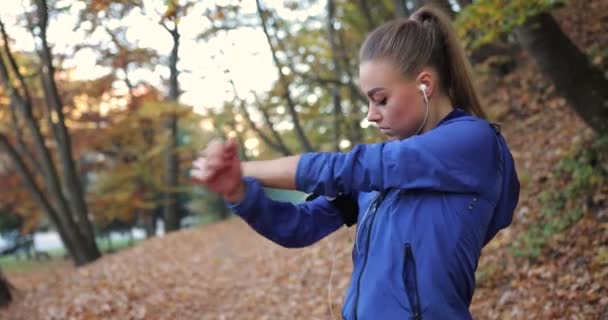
[421,93,454,133]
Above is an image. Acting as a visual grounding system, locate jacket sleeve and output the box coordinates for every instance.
[227,177,348,248]
[295,119,500,197]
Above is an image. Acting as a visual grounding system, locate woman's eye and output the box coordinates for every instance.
[377,98,387,106]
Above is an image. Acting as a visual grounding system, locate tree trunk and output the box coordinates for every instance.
[336,29,365,146]
[35,0,99,257]
[142,208,157,238]
[515,13,608,135]
[0,268,13,308]
[163,22,181,233]
[327,0,344,152]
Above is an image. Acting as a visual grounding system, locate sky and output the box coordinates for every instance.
[0,0,325,115]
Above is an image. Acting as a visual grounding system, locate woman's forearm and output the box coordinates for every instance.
[242,155,301,190]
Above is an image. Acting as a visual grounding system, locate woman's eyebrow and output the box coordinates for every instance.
[366,87,385,98]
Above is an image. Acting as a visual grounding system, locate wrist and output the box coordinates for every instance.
[241,161,253,177]
[224,180,246,203]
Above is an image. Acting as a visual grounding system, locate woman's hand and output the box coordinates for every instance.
[191,138,245,202]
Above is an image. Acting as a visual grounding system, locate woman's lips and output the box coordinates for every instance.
[379,127,391,134]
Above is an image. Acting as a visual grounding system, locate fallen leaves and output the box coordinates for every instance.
[1,0,607,319]
[0,222,357,320]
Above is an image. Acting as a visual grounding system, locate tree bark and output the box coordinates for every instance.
[515,13,608,135]
[35,0,99,256]
[162,22,181,233]
[0,268,13,308]
[255,0,314,152]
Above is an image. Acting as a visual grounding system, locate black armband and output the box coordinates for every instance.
[305,193,359,227]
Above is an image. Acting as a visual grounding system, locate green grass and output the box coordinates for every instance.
[0,255,60,273]
[0,236,143,273]
[96,236,142,253]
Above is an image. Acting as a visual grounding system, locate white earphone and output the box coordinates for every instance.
[418,83,428,96]
[415,83,430,135]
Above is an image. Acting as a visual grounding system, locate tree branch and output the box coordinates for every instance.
[0,18,32,103]
[0,132,79,262]
[255,0,313,152]
[0,133,56,225]
[292,71,343,85]
[224,71,291,155]
[8,102,42,170]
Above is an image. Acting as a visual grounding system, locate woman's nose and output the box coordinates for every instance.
[367,104,382,123]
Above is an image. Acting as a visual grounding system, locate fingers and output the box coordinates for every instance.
[203,139,228,171]
[223,137,238,160]
[191,138,240,184]
[191,158,213,182]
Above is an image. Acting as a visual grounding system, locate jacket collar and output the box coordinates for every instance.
[435,108,469,128]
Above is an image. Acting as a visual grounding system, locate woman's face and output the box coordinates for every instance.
[359,59,426,140]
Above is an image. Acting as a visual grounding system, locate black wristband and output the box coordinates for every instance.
[306,193,359,227]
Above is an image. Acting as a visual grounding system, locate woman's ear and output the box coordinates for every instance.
[415,70,434,98]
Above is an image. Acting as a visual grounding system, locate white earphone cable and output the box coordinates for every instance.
[328,237,337,320]
[415,86,430,135]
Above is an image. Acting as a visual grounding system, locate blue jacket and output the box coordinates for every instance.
[228,109,520,319]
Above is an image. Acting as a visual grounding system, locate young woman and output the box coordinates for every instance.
[192,5,519,320]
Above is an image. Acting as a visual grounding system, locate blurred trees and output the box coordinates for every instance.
[78,0,220,233]
[0,0,606,269]
[88,100,205,238]
[0,171,39,237]
[209,0,394,158]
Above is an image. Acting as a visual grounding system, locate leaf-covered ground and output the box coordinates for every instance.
[2,0,607,319]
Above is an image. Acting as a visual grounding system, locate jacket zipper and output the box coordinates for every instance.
[352,192,387,320]
[403,243,422,320]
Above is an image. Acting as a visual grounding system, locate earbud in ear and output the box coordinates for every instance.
[418,84,427,93]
